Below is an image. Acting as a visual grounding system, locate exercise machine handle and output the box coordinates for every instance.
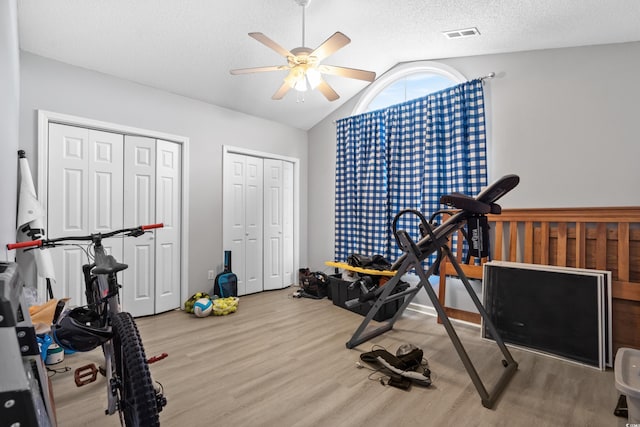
[439,193,492,214]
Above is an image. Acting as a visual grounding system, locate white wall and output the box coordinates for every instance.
[307,41,640,268]
[18,52,308,296]
[0,0,19,259]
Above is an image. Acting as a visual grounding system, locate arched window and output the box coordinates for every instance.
[353,61,466,115]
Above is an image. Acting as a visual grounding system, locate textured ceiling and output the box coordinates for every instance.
[17,0,640,130]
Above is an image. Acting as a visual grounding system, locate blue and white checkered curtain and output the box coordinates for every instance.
[335,79,487,263]
[335,110,389,260]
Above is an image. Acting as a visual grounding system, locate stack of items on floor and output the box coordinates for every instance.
[184,292,239,317]
[329,254,408,321]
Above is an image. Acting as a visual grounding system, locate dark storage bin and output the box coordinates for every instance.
[329,274,405,321]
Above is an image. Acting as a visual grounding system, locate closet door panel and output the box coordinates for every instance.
[282,161,294,287]
[122,135,156,316]
[48,123,89,235]
[244,156,264,294]
[263,159,283,291]
[88,130,124,275]
[224,154,247,295]
[154,140,182,313]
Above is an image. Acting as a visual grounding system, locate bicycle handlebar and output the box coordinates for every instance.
[6,223,164,250]
[141,223,163,230]
[7,240,43,250]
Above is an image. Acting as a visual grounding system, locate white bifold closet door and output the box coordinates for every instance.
[47,123,181,316]
[223,153,294,295]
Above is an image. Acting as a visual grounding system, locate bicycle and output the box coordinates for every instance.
[8,223,168,426]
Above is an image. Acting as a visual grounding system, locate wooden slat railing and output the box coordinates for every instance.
[486,206,640,353]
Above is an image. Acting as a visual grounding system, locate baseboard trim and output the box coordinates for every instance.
[407,302,436,317]
[407,302,481,328]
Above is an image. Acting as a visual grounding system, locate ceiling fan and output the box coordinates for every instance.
[230,0,376,101]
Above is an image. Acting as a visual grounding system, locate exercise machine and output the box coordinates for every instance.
[345,174,520,408]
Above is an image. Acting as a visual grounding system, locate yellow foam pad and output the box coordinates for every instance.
[324,261,397,277]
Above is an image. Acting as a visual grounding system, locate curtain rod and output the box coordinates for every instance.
[332,72,496,124]
[480,72,495,82]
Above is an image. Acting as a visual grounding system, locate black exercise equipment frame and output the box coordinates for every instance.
[345,174,520,409]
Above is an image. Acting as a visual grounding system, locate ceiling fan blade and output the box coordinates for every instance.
[230,65,287,75]
[310,32,351,61]
[249,32,293,58]
[272,81,292,100]
[316,78,340,102]
[319,64,376,82]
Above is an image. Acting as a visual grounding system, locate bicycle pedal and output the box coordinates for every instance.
[74,364,98,387]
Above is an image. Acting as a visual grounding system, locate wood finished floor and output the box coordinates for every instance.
[49,287,627,426]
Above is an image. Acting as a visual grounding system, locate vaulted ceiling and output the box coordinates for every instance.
[17,0,640,130]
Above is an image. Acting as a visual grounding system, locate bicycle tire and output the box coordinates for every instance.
[112,311,160,427]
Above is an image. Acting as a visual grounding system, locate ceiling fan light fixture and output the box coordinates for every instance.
[294,77,308,92]
[306,68,321,89]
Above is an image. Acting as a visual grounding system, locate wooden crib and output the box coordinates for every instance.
[437,207,640,354]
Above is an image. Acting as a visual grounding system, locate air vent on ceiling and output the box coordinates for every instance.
[442,27,480,39]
